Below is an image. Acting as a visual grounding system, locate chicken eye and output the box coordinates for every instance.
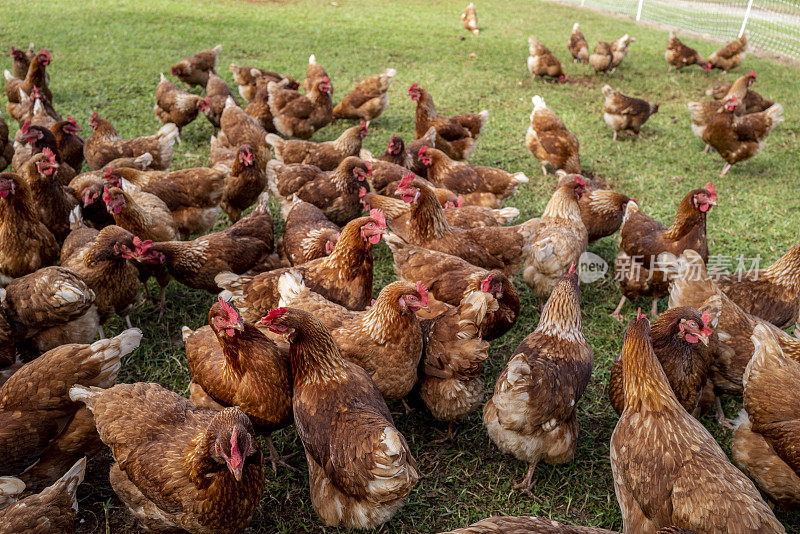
[687,321,697,328]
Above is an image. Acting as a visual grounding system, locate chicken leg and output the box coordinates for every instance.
[720,163,731,177]
[433,421,457,444]
[714,397,735,430]
[265,435,298,475]
[650,297,659,319]
[703,144,711,154]
[513,461,538,496]
[612,131,618,142]
[610,295,627,322]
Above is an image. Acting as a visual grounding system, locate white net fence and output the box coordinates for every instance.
[555,0,800,60]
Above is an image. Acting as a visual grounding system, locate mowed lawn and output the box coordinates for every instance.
[3,0,800,532]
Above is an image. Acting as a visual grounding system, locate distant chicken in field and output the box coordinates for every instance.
[527,36,567,82]
[608,306,715,416]
[705,71,774,114]
[0,172,59,286]
[144,194,274,293]
[612,184,717,321]
[461,3,479,34]
[609,34,635,71]
[154,73,210,130]
[10,90,58,135]
[267,156,371,225]
[374,129,437,177]
[217,212,386,318]
[419,146,528,207]
[484,267,593,494]
[665,31,706,71]
[715,241,800,329]
[333,69,397,121]
[204,72,236,128]
[688,95,783,176]
[4,49,51,105]
[83,113,179,171]
[0,458,86,534]
[282,199,340,265]
[386,234,520,340]
[229,63,300,102]
[170,44,222,88]
[408,83,488,161]
[601,85,659,141]
[396,175,543,274]
[526,95,580,175]
[733,325,800,508]
[0,266,99,361]
[0,113,13,171]
[184,297,293,473]
[303,54,330,95]
[578,177,630,242]
[568,23,589,63]
[267,121,369,170]
[704,32,748,72]
[221,144,266,223]
[71,382,265,533]
[8,44,36,79]
[260,307,419,529]
[610,314,783,533]
[0,329,140,486]
[278,272,426,401]
[268,75,334,140]
[523,174,588,300]
[589,40,614,73]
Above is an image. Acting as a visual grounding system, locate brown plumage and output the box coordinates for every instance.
[610,314,783,533]
[102,184,179,242]
[11,122,62,176]
[484,269,593,493]
[60,225,142,323]
[375,129,437,177]
[8,44,36,79]
[229,63,299,102]
[83,113,179,171]
[396,176,543,275]
[568,23,589,63]
[221,144,266,223]
[278,273,425,401]
[242,77,278,133]
[268,76,334,140]
[18,151,78,243]
[609,34,635,70]
[602,85,659,141]
[219,97,272,160]
[50,118,84,174]
[4,50,51,105]
[522,174,588,299]
[733,325,800,508]
[386,235,519,340]
[578,177,630,242]
[440,515,622,533]
[589,40,613,73]
[461,3,479,34]
[216,213,386,318]
[154,73,208,130]
[408,84,488,161]
[184,297,292,472]
[608,306,715,416]
[334,69,396,121]
[146,194,274,292]
[267,122,369,170]
[715,242,800,329]
[688,96,783,177]
[665,31,705,71]
[705,32,747,72]
[259,307,418,529]
[0,113,13,171]
[303,54,330,95]
[0,457,86,534]
[0,172,58,286]
[0,330,139,483]
[170,45,222,87]
[705,71,774,114]
[526,95,580,175]
[419,146,528,207]
[527,36,567,82]
[267,156,370,226]
[0,266,99,363]
[204,72,235,128]
[107,165,225,238]
[282,199,340,265]
[70,382,265,533]
[612,185,716,321]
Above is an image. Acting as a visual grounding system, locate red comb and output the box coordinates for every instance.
[66,117,78,127]
[748,70,756,78]
[700,310,713,328]
[217,296,240,322]
[360,120,368,131]
[636,308,645,320]
[41,147,56,164]
[415,281,429,307]
[398,172,414,189]
[259,307,288,324]
[705,182,717,201]
[21,121,30,135]
[91,112,99,120]
[408,83,419,92]
[568,263,576,274]
[418,145,428,158]
[574,175,586,187]
[480,272,493,292]
[359,186,367,199]
[228,426,243,469]
[369,208,386,229]
[104,167,115,179]
[456,195,464,207]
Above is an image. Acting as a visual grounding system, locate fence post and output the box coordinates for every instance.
[739,0,754,37]
[636,0,644,21]
[581,0,585,5]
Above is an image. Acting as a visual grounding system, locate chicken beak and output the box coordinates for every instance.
[233,321,245,333]
[230,465,243,482]
[698,333,710,346]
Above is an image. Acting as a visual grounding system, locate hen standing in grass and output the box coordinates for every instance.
[170,44,222,88]
[333,69,397,121]
[526,95,580,175]
[484,267,593,494]
[527,36,567,82]
[665,31,705,71]
[568,23,589,64]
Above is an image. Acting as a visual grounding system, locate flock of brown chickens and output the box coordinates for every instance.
[0,5,796,533]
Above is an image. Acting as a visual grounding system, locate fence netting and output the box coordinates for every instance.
[554,0,800,60]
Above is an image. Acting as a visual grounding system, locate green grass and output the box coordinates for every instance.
[4,0,800,532]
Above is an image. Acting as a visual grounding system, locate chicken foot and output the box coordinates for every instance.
[610,295,627,322]
[266,435,298,475]
[432,422,457,444]
[719,163,731,178]
[512,461,539,496]
[714,397,735,430]
[650,297,659,319]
